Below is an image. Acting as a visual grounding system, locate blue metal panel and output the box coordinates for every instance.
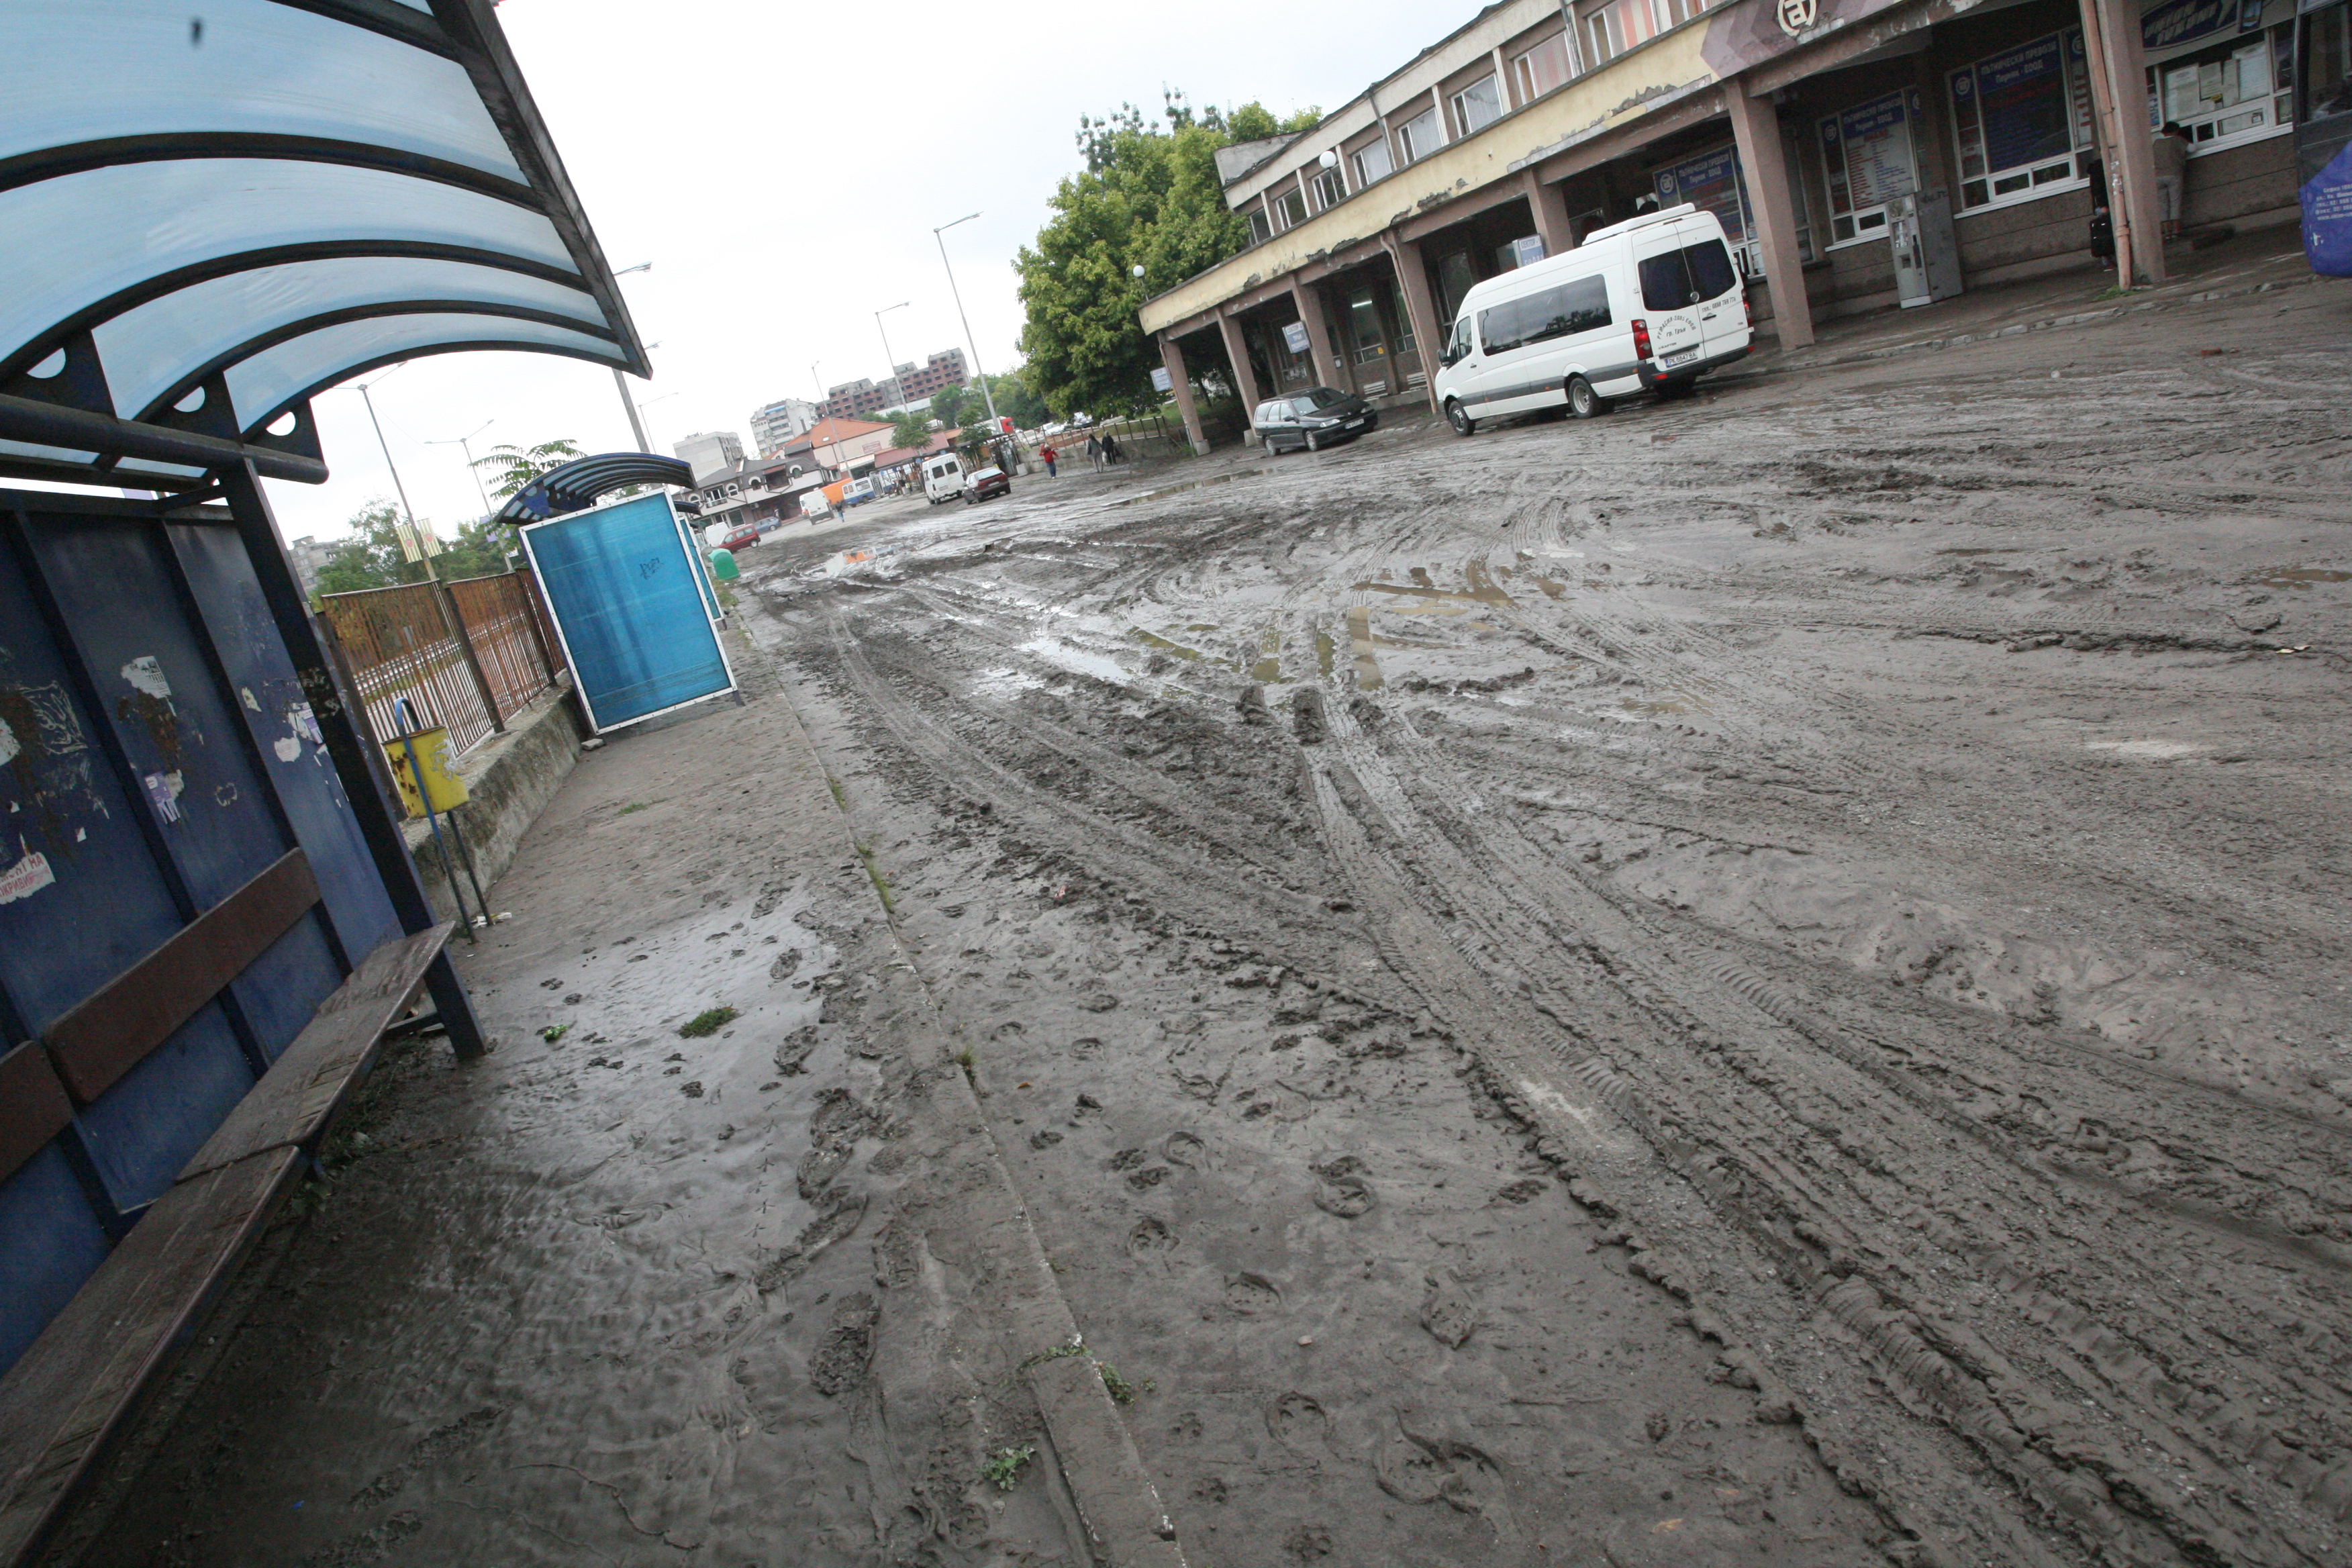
[167,522,399,964]
[73,1005,256,1207]
[521,493,736,732]
[0,1144,111,1374]
[22,513,342,1061]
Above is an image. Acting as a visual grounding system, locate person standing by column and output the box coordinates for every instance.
[1040,442,1059,477]
[2154,121,2192,242]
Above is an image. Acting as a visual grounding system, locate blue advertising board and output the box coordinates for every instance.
[2304,141,2352,275]
[1654,144,1751,241]
[519,492,737,734]
[1969,33,2075,173]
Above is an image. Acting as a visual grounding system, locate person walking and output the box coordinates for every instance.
[2154,121,2192,242]
[1101,432,1121,467]
[1085,432,1103,472]
[1040,442,1058,477]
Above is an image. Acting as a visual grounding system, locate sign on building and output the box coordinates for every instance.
[1150,366,1174,393]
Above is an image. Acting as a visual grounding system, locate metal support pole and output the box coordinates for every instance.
[217,460,486,1058]
[612,366,653,453]
[934,215,1003,432]
[397,719,479,943]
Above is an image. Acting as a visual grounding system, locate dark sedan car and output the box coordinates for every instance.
[963,466,1012,503]
[1253,387,1378,454]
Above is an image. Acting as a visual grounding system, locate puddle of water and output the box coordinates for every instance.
[1250,658,1279,683]
[2085,738,2206,760]
[1315,630,1335,679]
[1535,577,1567,600]
[1130,628,1207,662]
[1018,636,1132,687]
[1342,606,1384,689]
[1937,547,2025,556]
[1621,698,1688,716]
[971,667,1049,700]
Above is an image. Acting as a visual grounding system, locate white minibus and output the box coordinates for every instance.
[1432,203,1751,434]
[922,452,967,504]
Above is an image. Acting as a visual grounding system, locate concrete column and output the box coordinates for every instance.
[1383,235,1449,414]
[1159,335,1211,456]
[1291,280,1350,393]
[1217,313,1264,444]
[2079,0,2167,285]
[1522,169,1574,258]
[1725,85,1816,350]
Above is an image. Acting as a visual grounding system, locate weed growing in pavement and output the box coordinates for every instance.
[826,774,848,808]
[618,801,652,816]
[1099,1364,1154,1405]
[539,1023,571,1042]
[678,1007,738,1038]
[855,839,895,913]
[981,1445,1035,1491]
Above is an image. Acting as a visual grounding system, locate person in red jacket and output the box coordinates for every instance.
[1040,443,1059,477]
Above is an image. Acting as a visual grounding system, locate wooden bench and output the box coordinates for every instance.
[0,844,452,1567]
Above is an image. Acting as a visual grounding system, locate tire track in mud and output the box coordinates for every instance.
[1302,688,2352,1567]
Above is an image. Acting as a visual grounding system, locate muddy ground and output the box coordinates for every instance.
[56,276,2350,1568]
[732,280,2351,1568]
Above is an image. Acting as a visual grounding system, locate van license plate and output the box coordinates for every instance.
[1663,348,1699,368]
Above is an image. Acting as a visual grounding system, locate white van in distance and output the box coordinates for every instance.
[922,452,967,504]
[1432,203,1751,434]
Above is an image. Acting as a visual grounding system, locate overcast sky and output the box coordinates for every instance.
[261,0,1483,542]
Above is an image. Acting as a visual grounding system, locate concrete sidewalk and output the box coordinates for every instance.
[57,629,1185,1567]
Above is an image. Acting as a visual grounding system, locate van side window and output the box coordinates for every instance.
[1444,315,1474,365]
[1638,240,1741,309]
[1477,275,1611,356]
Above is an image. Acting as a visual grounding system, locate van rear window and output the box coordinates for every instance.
[1638,240,1741,310]
[1477,275,1610,356]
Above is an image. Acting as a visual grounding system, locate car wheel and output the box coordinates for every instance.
[1306,429,1320,453]
[1446,401,1475,438]
[1567,375,1609,419]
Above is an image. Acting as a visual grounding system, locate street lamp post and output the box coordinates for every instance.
[874,303,910,422]
[613,262,654,451]
[933,212,1000,432]
[348,363,436,580]
[425,419,495,518]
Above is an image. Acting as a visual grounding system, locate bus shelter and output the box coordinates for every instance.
[0,3,651,1557]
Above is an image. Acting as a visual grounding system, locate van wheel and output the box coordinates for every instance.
[1446,401,1475,437]
[1567,375,1609,419]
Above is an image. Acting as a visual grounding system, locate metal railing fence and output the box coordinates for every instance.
[315,568,560,756]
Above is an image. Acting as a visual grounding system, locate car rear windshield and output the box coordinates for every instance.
[1638,240,1741,311]
[1294,387,1349,410]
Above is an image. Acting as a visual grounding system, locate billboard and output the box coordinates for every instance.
[519,491,737,734]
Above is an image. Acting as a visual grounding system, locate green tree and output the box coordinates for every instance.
[313,500,414,595]
[887,409,932,450]
[930,384,972,430]
[470,438,585,503]
[1018,93,1313,421]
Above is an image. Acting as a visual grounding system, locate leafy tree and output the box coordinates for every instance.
[1018,93,1314,421]
[313,499,413,595]
[470,438,585,503]
[886,409,932,450]
[930,384,972,430]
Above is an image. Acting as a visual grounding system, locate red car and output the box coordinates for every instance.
[722,521,759,550]
[963,466,1012,503]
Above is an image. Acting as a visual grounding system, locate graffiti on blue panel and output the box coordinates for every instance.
[0,668,105,905]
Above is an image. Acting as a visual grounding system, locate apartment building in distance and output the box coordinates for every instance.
[749,397,820,454]
[820,348,969,421]
[1140,0,2298,452]
[673,429,745,482]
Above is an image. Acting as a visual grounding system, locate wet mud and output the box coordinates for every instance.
[736,288,2350,1567]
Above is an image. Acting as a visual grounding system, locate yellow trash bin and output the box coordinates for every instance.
[384,726,469,820]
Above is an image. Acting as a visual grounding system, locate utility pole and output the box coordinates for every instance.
[352,366,436,581]
[933,212,1001,432]
[426,419,495,518]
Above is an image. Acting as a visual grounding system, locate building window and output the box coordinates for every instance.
[1513,33,1574,101]
[2309,0,2352,125]
[1451,75,1504,138]
[1344,287,1389,364]
[1819,91,1918,245]
[1948,29,2096,211]
[2154,27,2294,152]
[1583,0,1716,66]
[1310,165,1347,211]
[1352,138,1395,187]
[1653,143,1752,247]
[1274,187,1310,230]
[1396,105,1442,164]
[1248,207,1273,244]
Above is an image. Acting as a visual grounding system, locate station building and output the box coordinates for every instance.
[1140,0,2301,450]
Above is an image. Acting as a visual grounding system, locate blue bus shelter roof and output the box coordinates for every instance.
[0,0,648,490]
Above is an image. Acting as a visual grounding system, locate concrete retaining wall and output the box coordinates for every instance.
[403,681,586,924]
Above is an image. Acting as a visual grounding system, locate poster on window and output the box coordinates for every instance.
[1830,95,1917,211]
[1969,34,2075,172]
[1653,145,1751,242]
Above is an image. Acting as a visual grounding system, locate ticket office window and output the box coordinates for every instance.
[2153,26,2296,152]
[1820,90,1921,246]
[1949,28,2097,211]
[1344,287,1390,366]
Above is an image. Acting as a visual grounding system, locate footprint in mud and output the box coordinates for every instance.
[773,1026,819,1076]
[1265,1391,1332,1453]
[1419,1271,1479,1349]
[1310,1156,1375,1218]
[1601,1513,1757,1568]
[1283,1524,1334,1561]
[770,948,803,982]
[1070,1093,1104,1126]
[1077,991,1120,1013]
[1492,1177,1549,1206]
[1071,1036,1104,1060]
[1128,1216,1179,1261]
[1374,1419,1510,1525]
[1029,1130,1063,1150]
[809,1292,880,1396]
[1125,1167,1170,1190]
[1109,1148,1147,1171]
[1224,1271,1283,1314]
[1161,1130,1209,1169]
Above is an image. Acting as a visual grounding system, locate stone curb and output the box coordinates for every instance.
[746,634,1189,1568]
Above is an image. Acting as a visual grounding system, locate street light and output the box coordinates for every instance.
[933,212,1001,432]
[425,418,495,518]
[874,302,910,422]
[612,262,654,451]
[344,362,436,579]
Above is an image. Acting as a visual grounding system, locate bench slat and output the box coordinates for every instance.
[42,850,319,1105]
[176,923,454,1184]
[0,1043,73,1185]
[0,1146,300,1566]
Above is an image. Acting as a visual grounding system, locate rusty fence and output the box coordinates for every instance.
[315,569,561,756]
